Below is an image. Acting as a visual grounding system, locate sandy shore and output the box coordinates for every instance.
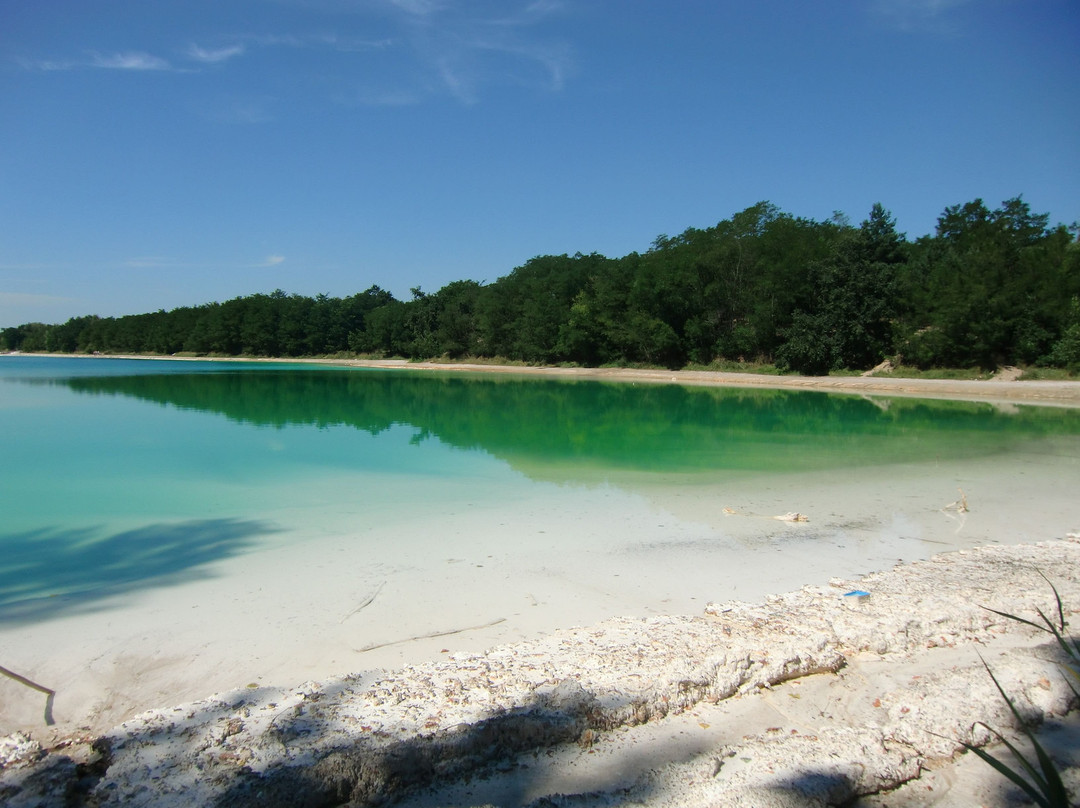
[335,359,1080,406]
[2,354,1079,804]
[9,352,1080,405]
[2,444,1077,739]
[3,540,1079,807]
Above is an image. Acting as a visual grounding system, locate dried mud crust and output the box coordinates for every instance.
[2,540,1079,807]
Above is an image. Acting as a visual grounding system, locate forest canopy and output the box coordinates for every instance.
[4,197,1079,374]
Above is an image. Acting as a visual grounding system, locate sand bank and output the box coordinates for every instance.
[2,443,1077,740]
[332,359,1080,407]
[3,540,1079,807]
[9,352,1080,406]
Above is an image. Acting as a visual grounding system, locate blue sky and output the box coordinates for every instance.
[1,0,1077,328]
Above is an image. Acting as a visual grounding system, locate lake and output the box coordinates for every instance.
[1,355,1078,733]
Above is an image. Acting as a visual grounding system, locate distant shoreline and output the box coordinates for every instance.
[7,351,1080,406]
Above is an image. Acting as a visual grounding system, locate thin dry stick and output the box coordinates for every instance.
[0,664,56,726]
[354,618,506,653]
[340,581,386,624]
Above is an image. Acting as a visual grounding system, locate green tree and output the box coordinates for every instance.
[476,254,595,363]
[896,197,1073,369]
[777,204,903,374]
[355,299,411,356]
[1048,296,1080,370]
[341,286,397,354]
[1,323,48,351]
[432,280,483,358]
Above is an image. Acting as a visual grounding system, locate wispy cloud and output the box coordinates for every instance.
[14,56,77,72]
[203,95,277,124]
[0,290,82,326]
[122,254,285,269]
[332,84,422,106]
[871,0,976,32]
[89,51,172,71]
[0,291,78,305]
[124,256,176,268]
[241,31,390,51]
[392,0,573,103]
[436,57,475,104]
[14,1,572,106]
[0,263,68,272]
[187,43,246,64]
[390,0,447,17]
[17,50,174,72]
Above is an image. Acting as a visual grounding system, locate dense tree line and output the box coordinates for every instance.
[4,197,1078,374]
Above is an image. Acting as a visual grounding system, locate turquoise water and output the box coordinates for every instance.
[2,355,1079,623]
[1,358,502,530]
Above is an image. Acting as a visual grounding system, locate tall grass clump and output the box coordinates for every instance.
[961,572,1079,807]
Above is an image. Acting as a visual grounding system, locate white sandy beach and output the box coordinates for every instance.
[3,539,1079,807]
[2,361,1079,805]
[2,435,1076,737]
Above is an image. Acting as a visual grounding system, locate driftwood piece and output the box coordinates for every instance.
[354,618,506,653]
[944,488,970,513]
[0,664,55,726]
[722,507,810,523]
[340,582,386,624]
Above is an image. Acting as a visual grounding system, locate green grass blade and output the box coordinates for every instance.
[1027,732,1070,805]
[1032,607,1080,666]
[1062,671,1080,705]
[978,662,1071,806]
[968,575,1075,807]
[981,605,1050,634]
[982,658,1031,730]
[962,739,1050,807]
[979,662,1059,785]
[1031,570,1080,659]
[1035,569,1066,632]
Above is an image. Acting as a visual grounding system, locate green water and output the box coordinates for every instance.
[2,355,1078,622]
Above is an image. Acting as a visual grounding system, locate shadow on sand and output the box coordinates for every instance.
[0,517,278,624]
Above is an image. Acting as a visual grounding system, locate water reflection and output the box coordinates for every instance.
[29,364,1080,475]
